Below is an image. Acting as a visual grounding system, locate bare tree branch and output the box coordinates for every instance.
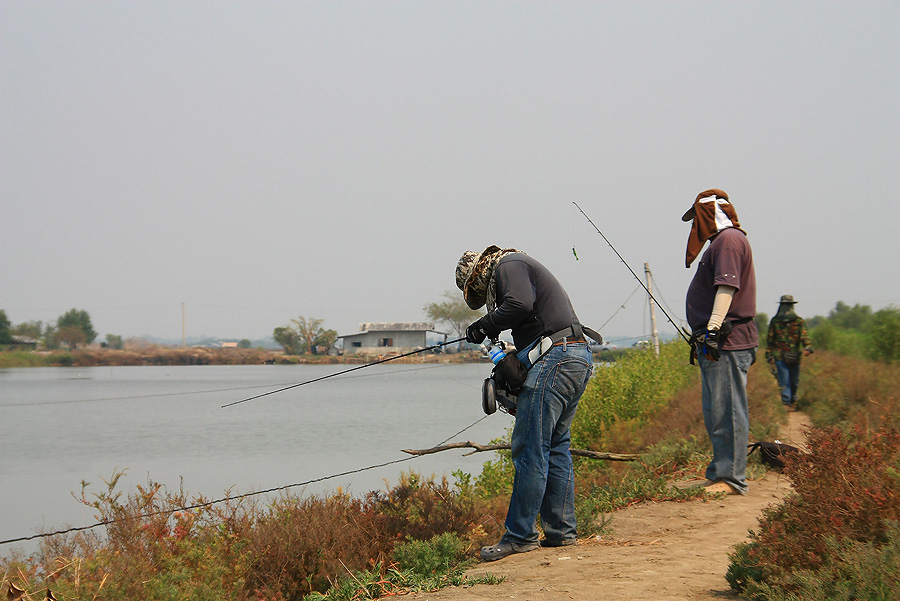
[401,441,638,461]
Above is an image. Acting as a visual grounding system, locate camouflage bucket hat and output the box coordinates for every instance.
[456,247,499,310]
[779,294,797,304]
[455,245,520,310]
[456,251,480,293]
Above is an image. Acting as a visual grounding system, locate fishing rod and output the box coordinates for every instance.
[222,336,467,408]
[573,201,691,343]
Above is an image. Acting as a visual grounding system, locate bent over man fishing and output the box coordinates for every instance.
[455,246,594,561]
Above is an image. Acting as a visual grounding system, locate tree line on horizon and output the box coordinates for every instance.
[3,296,897,361]
[0,308,115,350]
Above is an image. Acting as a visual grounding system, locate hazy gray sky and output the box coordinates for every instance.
[2,1,898,344]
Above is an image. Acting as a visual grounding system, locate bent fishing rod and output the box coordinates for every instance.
[573,201,691,343]
[222,336,466,408]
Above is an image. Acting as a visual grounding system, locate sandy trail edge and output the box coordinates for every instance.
[410,411,811,601]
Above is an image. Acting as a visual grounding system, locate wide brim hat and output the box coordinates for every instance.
[456,247,499,310]
[779,294,797,304]
[455,245,516,310]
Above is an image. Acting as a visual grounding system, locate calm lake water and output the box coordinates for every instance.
[0,363,510,556]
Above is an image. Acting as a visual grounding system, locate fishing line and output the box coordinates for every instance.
[571,202,579,260]
[0,411,496,547]
[573,202,690,343]
[0,457,419,546]
[596,284,642,331]
[1,342,502,545]
[2,364,452,409]
[221,337,467,408]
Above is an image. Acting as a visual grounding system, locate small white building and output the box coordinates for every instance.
[339,322,438,355]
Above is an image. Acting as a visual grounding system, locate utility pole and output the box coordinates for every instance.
[644,263,660,356]
[182,302,186,349]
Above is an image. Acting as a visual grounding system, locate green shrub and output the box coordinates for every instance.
[869,306,900,362]
[392,532,469,575]
[0,350,47,367]
[54,352,74,366]
[474,430,514,499]
[571,341,695,452]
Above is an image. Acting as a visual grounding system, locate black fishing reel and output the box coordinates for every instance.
[482,376,518,416]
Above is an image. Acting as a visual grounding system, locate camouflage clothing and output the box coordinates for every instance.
[765,313,811,364]
[456,246,521,311]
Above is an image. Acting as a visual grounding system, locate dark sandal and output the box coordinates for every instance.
[480,539,539,562]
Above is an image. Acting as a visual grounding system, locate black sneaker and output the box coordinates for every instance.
[540,538,576,547]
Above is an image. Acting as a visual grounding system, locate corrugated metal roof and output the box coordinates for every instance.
[357,322,435,332]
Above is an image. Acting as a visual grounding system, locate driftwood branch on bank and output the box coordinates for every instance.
[401,441,638,461]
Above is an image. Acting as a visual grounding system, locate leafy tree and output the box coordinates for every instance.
[42,323,59,349]
[868,305,900,362]
[11,320,44,340]
[105,334,124,350]
[238,339,252,349]
[828,301,873,331]
[57,308,97,347]
[313,329,338,353]
[274,317,336,355]
[808,301,887,359]
[755,312,769,346]
[273,326,302,355]
[56,325,87,349]
[292,316,336,355]
[424,291,483,346]
[0,310,12,345]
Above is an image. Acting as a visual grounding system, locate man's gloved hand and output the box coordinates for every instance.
[467,316,501,344]
[702,328,721,361]
[466,321,487,344]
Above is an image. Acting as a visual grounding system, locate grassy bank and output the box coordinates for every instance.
[0,342,821,600]
[0,347,481,369]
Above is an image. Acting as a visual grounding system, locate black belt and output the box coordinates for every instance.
[553,337,586,346]
[527,324,604,366]
[547,324,603,346]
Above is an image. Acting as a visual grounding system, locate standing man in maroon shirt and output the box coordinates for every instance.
[683,189,758,495]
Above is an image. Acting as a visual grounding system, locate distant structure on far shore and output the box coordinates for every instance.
[338,322,444,355]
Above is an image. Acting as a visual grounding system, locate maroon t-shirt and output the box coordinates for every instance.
[685,228,758,350]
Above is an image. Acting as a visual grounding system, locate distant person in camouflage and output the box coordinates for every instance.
[766,295,813,410]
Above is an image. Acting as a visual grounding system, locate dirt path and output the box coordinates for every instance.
[410,412,811,601]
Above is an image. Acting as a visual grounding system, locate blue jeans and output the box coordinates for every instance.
[502,342,593,545]
[698,348,755,494]
[775,360,800,405]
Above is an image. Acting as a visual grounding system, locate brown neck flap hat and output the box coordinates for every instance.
[682,188,745,268]
[455,245,521,311]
